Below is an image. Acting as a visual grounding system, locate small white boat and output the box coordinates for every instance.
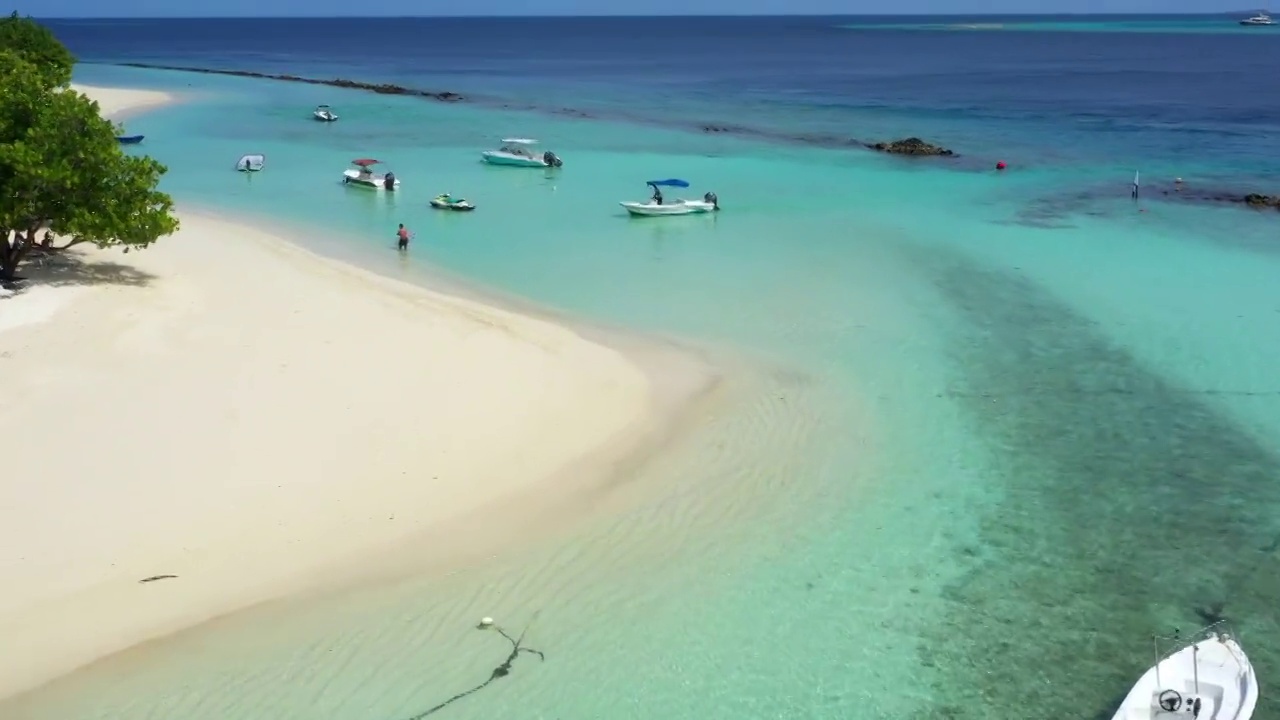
[1239,11,1274,25]
[430,193,475,211]
[481,138,563,168]
[620,179,719,217]
[621,199,719,217]
[236,154,265,172]
[313,104,339,122]
[342,158,399,191]
[1111,624,1258,720]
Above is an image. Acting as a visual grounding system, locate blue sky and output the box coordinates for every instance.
[21,0,1241,18]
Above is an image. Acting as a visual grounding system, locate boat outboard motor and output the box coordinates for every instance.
[704,191,719,210]
[383,172,396,191]
[543,151,563,168]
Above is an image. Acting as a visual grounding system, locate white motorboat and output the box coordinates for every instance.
[481,138,563,168]
[235,153,265,172]
[620,179,719,217]
[1239,12,1274,25]
[313,104,339,122]
[621,199,718,217]
[1110,624,1258,720]
[342,158,399,191]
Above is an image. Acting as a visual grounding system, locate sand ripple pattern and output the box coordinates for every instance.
[2,355,871,720]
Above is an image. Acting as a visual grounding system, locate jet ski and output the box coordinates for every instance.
[430,193,476,211]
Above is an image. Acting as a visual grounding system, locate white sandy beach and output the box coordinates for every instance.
[0,86,665,700]
[70,83,174,120]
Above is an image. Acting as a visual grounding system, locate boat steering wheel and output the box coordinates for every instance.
[1158,689,1183,712]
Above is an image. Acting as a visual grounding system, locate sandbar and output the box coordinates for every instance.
[70,83,174,120]
[0,84,697,702]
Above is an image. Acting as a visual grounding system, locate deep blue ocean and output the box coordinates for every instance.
[49,14,1280,173]
[12,14,1280,720]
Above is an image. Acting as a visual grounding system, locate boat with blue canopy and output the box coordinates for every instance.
[620,179,719,217]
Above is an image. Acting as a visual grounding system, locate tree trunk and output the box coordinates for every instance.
[1,229,30,282]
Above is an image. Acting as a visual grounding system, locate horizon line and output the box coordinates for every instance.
[36,10,1249,20]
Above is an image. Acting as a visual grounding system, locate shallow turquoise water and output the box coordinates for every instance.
[10,65,1280,719]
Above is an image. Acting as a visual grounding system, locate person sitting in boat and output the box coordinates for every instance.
[651,185,664,205]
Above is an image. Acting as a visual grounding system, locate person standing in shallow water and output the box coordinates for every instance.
[397,223,411,251]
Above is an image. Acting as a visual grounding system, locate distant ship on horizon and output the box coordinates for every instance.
[1238,10,1275,25]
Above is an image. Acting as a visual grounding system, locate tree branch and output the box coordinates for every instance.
[400,618,546,720]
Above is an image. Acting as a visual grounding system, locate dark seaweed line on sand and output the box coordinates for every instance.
[110,61,468,102]
[98,61,966,159]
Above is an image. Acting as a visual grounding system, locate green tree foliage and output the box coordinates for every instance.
[0,51,178,282]
[0,12,75,88]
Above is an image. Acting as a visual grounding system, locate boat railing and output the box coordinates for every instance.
[1151,619,1237,692]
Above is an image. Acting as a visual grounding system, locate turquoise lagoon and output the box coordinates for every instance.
[7,64,1280,720]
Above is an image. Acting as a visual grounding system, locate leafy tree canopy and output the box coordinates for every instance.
[0,51,178,282]
[0,12,74,88]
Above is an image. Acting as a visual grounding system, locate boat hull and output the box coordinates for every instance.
[620,200,716,217]
[481,151,551,168]
[236,154,265,172]
[1110,634,1257,720]
[342,169,399,190]
[314,112,338,121]
[116,135,144,145]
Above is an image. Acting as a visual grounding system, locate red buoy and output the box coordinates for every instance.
[996,161,1007,170]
